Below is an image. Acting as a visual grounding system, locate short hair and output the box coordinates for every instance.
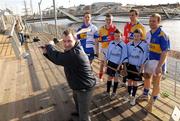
[114,29,122,35]
[133,29,143,35]
[63,29,75,36]
[84,11,91,16]
[129,9,139,16]
[105,13,113,18]
[150,13,161,22]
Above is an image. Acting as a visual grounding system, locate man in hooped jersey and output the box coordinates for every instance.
[77,12,99,64]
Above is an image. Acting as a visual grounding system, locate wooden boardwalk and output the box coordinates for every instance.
[0,33,179,121]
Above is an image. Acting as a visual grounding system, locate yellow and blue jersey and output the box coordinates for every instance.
[146,27,170,60]
[106,40,128,65]
[77,23,99,54]
[127,41,149,67]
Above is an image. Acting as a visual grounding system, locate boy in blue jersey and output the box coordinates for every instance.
[103,29,128,99]
[77,12,99,64]
[139,13,170,112]
[126,29,148,106]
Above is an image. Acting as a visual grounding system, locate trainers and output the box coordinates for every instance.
[138,94,149,102]
[110,93,117,100]
[22,52,29,58]
[130,96,136,106]
[102,92,110,97]
[120,82,126,87]
[123,93,131,101]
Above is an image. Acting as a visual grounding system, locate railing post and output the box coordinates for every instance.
[174,61,177,97]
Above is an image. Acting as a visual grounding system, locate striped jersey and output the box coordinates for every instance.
[77,23,99,54]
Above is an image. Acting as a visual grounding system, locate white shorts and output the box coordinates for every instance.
[144,60,159,76]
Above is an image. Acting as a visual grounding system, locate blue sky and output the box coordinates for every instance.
[0,0,180,15]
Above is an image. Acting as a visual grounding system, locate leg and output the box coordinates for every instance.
[145,74,162,112]
[73,90,79,112]
[107,76,113,93]
[139,74,152,101]
[76,89,94,121]
[130,81,138,105]
[99,60,104,80]
[128,79,133,96]
[112,76,119,94]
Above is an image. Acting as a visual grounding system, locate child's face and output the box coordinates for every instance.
[114,33,121,41]
[134,33,142,41]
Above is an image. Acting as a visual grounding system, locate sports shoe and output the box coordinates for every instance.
[110,93,117,100]
[102,92,110,97]
[138,94,149,102]
[130,96,136,106]
[123,93,131,101]
[22,52,29,58]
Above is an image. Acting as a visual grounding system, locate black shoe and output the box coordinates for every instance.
[71,112,79,116]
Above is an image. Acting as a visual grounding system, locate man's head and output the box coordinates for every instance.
[105,13,113,27]
[83,12,91,25]
[62,29,76,51]
[114,29,122,41]
[133,29,143,41]
[149,13,161,30]
[129,9,139,23]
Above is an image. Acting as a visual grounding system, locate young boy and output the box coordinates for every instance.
[126,29,148,105]
[104,29,128,99]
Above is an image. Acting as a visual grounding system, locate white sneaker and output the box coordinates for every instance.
[123,93,131,101]
[130,96,136,106]
[110,93,117,100]
[102,92,110,97]
[22,52,29,58]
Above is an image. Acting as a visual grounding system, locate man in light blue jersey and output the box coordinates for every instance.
[103,29,128,99]
[77,12,99,64]
[126,29,148,106]
[139,13,170,112]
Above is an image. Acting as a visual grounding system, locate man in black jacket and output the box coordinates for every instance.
[42,29,96,121]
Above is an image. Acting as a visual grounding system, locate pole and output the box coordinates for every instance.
[38,0,43,32]
[53,0,58,38]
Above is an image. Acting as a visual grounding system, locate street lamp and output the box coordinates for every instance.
[38,0,43,32]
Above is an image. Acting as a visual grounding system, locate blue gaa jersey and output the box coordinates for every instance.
[77,23,99,54]
[106,40,128,65]
[127,41,149,67]
[147,27,170,60]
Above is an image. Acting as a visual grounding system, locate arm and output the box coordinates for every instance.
[141,25,146,41]
[44,44,70,66]
[95,38,99,57]
[140,43,149,72]
[156,34,170,74]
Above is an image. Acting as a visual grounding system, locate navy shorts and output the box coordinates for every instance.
[126,64,142,81]
[106,61,119,77]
